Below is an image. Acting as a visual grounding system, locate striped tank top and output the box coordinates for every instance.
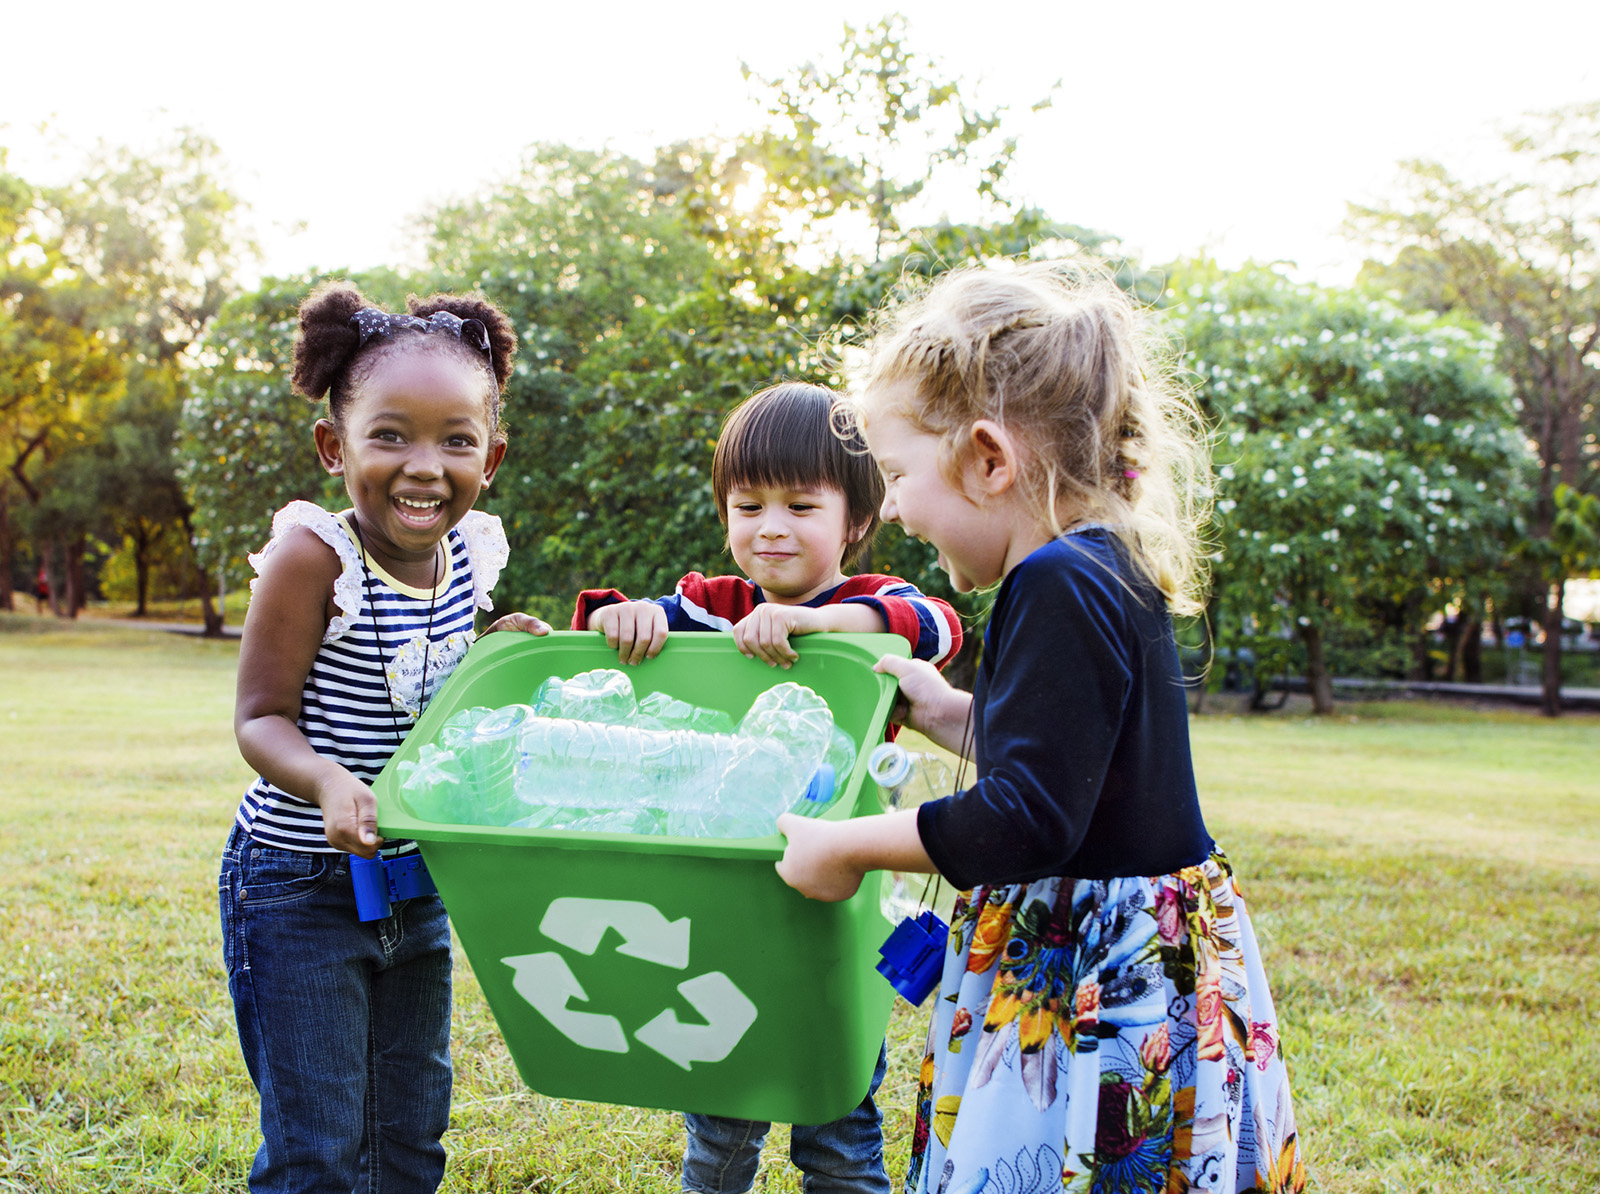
[234,501,509,853]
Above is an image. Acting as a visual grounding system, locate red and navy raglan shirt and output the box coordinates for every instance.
[571,572,962,668]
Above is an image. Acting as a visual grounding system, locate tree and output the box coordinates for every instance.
[0,157,126,614]
[743,13,1042,262]
[1349,101,1600,714]
[1171,261,1533,713]
[36,131,252,629]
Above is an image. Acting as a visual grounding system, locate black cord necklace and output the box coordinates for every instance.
[348,516,441,744]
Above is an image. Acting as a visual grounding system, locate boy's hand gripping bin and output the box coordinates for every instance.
[371,630,909,1124]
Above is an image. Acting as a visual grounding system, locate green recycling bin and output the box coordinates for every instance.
[373,629,909,1124]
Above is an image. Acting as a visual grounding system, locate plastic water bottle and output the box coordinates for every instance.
[868,742,956,921]
[636,690,736,735]
[437,706,495,752]
[868,742,954,811]
[396,744,469,823]
[531,668,638,724]
[459,704,535,825]
[738,683,834,761]
[518,718,735,831]
[824,726,858,799]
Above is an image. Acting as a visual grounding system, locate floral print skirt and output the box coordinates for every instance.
[905,850,1305,1194]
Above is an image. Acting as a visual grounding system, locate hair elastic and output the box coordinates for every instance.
[351,309,494,375]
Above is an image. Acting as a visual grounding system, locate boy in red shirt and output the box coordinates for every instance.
[572,382,961,1193]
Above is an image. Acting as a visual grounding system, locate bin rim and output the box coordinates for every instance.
[374,628,910,858]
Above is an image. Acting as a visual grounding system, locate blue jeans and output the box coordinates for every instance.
[219,825,452,1194]
[681,1043,890,1193]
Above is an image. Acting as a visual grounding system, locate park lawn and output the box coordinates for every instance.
[0,617,1595,1192]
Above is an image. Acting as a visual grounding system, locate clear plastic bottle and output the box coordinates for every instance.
[868,742,956,922]
[635,690,736,735]
[396,743,469,824]
[530,668,638,724]
[517,718,736,833]
[824,726,859,799]
[459,704,534,825]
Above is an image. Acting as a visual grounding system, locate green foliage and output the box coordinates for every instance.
[42,129,251,362]
[1349,101,1600,584]
[419,146,788,607]
[743,13,1042,259]
[1170,261,1535,692]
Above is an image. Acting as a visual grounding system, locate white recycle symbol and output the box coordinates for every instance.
[503,897,758,1071]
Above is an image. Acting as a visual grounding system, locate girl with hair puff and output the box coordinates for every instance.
[776,262,1305,1193]
[221,281,547,1193]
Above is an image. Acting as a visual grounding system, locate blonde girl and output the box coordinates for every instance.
[776,262,1305,1193]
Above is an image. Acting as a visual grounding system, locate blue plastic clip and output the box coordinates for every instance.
[876,910,947,1004]
[350,852,438,922]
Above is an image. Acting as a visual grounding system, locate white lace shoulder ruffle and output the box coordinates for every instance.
[455,510,509,614]
[248,503,510,645]
[247,501,368,643]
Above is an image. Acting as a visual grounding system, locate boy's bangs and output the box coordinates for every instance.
[720,411,856,497]
[714,384,866,507]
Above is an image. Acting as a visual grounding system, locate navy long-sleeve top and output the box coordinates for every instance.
[916,529,1214,888]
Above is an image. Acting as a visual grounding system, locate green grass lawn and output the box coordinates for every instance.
[2,615,1596,1192]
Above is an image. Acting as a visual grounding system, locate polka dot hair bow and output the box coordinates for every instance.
[350,308,492,364]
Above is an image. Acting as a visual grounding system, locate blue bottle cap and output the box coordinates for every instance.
[801,764,835,806]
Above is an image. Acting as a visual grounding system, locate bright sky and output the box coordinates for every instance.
[6,0,1598,285]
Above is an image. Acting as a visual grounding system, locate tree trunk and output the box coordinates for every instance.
[1448,613,1482,684]
[0,491,12,612]
[1541,579,1564,718]
[1299,621,1335,715]
[45,539,63,617]
[65,535,88,618]
[1404,591,1431,681]
[1462,618,1483,683]
[133,523,152,617]
[197,563,225,637]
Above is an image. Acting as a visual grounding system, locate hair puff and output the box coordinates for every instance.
[407,291,518,393]
[291,280,370,401]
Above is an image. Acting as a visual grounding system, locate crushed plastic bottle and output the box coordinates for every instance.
[437,706,495,752]
[396,744,469,823]
[868,742,956,922]
[825,726,858,798]
[738,683,834,761]
[457,704,535,825]
[531,668,638,724]
[635,690,737,735]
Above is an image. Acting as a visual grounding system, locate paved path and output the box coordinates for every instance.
[1308,675,1600,710]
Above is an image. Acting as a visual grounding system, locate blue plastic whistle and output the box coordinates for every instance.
[350,852,438,921]
[876,910,947,1005]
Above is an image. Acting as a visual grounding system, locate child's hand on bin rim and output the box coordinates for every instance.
[732,604,820,669]
[774,813,865,901]
[482,612,552,636]
[589,600,669,665]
